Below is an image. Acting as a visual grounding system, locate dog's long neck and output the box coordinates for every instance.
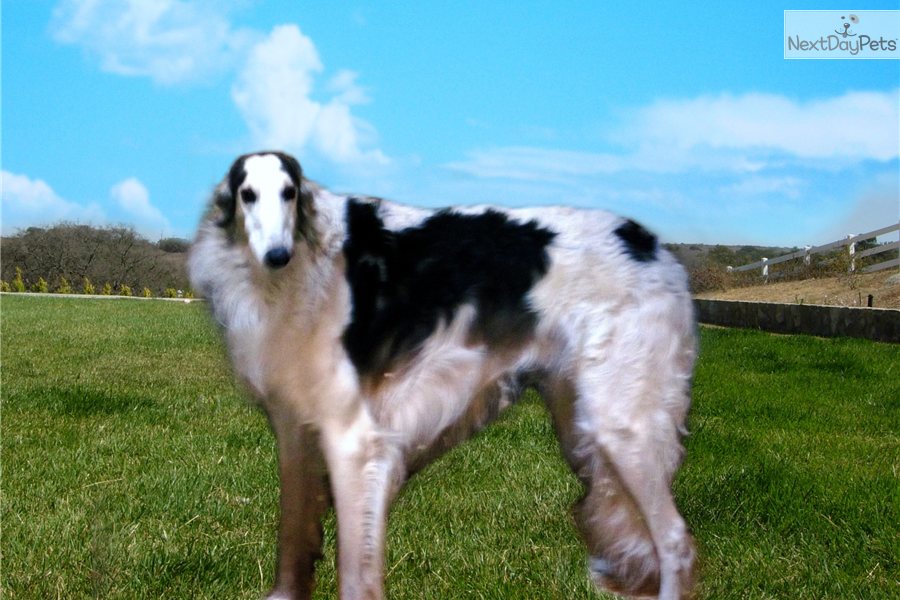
[189,206,345,398]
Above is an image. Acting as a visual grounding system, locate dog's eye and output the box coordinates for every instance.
[240,189,257,204]
[282,186,297,201]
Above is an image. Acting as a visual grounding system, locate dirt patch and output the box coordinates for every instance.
[695,270,900,309]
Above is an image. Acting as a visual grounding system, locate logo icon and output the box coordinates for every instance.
[835,14,859,38]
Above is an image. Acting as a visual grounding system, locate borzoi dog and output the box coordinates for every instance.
[189,151,697,600]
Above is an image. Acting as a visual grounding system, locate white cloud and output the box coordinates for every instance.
[51,3,389,167]
[1,171,173,238]
[446,90,899,183]
[51,0,253,85]
[231,24,388,166]
[231,24,323,149]
[720,176,806,199]
[326,69,371,105]
[444,144,765,183]
[625,89,899,162]
[110,177,172,235]
[1,170,105,232]
[445,147,625,182]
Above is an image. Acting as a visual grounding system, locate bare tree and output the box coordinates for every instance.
[1,223,190,294]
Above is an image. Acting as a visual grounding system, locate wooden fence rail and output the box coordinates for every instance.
[728,222,900,279]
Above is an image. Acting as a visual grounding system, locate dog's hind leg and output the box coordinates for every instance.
[320,407,405,600]
[542,377,661,596]
[542,370,695,600]
[587,411,695,600]
[266,412,331,600]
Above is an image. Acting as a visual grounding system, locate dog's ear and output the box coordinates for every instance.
[213,181,235,228]
[214,155,248,228]
[276,152,303,185]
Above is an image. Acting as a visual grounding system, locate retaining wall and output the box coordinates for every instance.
[694,299,899,343]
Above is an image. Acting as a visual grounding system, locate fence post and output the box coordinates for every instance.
[804,245,812,268]
[761,257,769,282]
[847,234,856,272]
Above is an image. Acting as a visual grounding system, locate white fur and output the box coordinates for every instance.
[189,153,698,600]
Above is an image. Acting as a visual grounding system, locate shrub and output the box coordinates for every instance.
[0,281,9,293]
[32,277,49,294]
[101,283,113,296]
[157,237,190,253]
[688,263,731,294]
[56,277,73,294]
[12,268,26,293]
[142,287,153,298]
[119,284,133,297]
[82,277,95,295]
[164,288,177,298]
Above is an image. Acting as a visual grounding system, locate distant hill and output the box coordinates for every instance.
[664,243,797,270]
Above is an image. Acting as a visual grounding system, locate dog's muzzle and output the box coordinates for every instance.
[264,247,292,269]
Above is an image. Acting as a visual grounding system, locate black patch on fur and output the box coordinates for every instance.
[228,157,249,199]
[342,200,556,375]
[614,219,657,262]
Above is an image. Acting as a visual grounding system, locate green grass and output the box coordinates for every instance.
[2,296,898,599]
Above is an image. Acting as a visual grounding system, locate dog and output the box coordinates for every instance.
[188,151,697,600]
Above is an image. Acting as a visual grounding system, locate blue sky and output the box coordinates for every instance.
[3,1,898,246]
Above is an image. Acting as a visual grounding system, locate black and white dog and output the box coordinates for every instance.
[189,151,697,600]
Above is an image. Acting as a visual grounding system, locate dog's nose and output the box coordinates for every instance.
[264,247,292,269]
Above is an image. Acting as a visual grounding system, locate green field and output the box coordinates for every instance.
[2,296,898,599]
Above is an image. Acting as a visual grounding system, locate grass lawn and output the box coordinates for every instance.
[2,295,898,599]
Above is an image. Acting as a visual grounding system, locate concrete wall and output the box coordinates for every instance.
[694,299,900,343]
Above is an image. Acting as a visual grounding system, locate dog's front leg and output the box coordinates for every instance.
[321,408,405,600]
[266,410,331,600]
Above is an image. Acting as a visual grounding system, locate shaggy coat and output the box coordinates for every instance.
[189,151,697,600]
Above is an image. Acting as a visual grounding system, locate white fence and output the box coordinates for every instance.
[728,222,900,280]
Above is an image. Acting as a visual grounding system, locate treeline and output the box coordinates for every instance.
[666,239,884,293]
[665,243,795,270]
[1,224,192,297]
[3,223,885,298]
[664,243,793,293]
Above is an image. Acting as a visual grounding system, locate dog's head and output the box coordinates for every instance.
[214,151,315,269]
